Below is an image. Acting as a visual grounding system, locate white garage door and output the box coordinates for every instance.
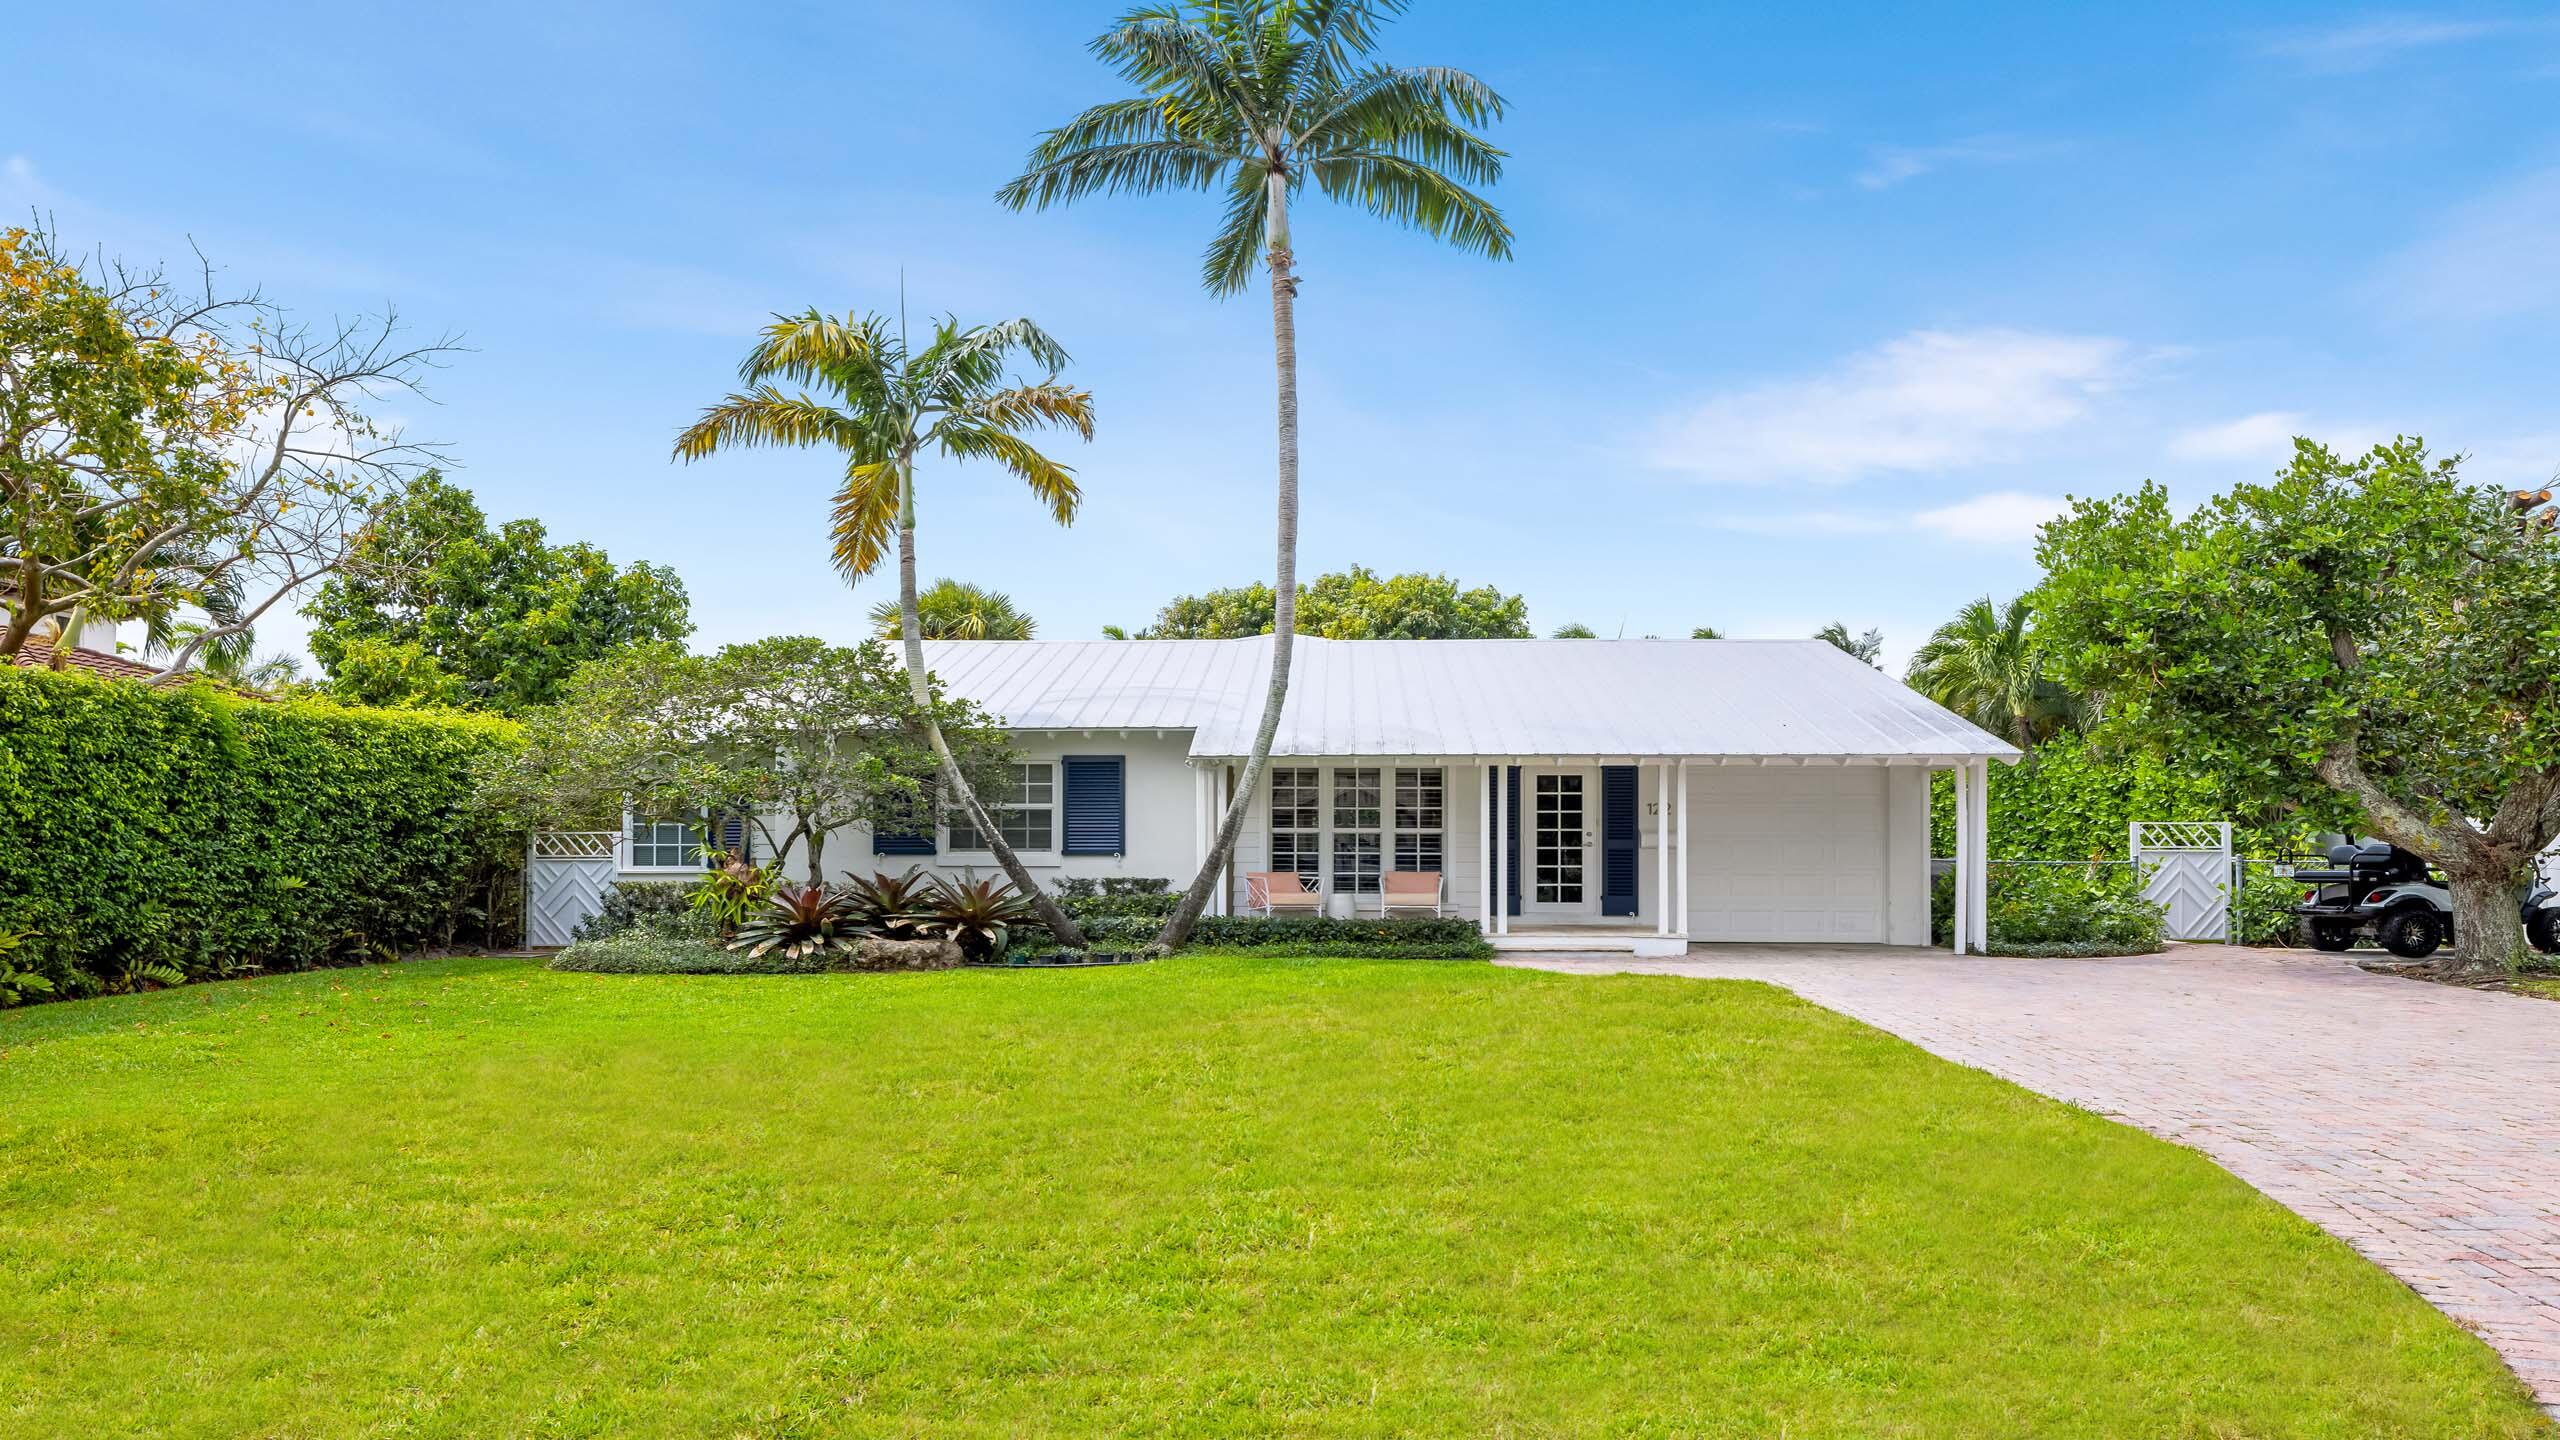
[1685,767,1888,942]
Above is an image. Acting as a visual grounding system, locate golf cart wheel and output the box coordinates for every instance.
[2529,910,2560,956]
[2305,919,2357,953]
[2380,909,2444,960]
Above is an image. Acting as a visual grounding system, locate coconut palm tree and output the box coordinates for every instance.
[1814,622,1884,668]
[868,578,1037,641]
[1905,594,2080,748]
[1000,0,1512,944]
[674,309,1094,947]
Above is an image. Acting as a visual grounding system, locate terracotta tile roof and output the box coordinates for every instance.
[10,635,172,683]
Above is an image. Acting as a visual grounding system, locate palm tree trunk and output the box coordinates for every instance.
[890,453,1087,948]
[1159,173,1301,948]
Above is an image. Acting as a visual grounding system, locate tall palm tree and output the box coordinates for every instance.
[1000,0,1512,944]
[675,309,1094,947]
[868,578,1037,641]
[1904,594,2079,748]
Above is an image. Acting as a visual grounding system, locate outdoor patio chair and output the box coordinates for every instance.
[1246,871,1324,917]
[1381,870,1444,918]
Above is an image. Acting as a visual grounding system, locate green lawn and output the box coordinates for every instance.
[1,955,2546,1439]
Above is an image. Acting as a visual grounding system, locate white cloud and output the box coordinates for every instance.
[2168,411,2310,463]
[2261,15,2507,73]
[1911,491,2070,545]
[2374,167,2560,322]
[1702,509,1892,537]
[1646,328,2141,484]
[1854,136,2066,190]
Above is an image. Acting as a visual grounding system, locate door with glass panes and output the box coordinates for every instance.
[1522,767,1598,917]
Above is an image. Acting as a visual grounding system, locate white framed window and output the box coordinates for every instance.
[1331,766,1383,894]
[1394,767,1445,873]
[949,762,1055,852]
[627,814,704,869]
[1269,766,1321,882]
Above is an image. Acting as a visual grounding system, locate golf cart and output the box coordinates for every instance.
[2294,839,2560,959]
[2290,840,2452,958]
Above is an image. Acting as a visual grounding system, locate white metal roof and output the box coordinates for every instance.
[920,636,2021,762]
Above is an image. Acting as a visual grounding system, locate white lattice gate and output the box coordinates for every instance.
[2132,821,2232,943]
[526,831,618,947]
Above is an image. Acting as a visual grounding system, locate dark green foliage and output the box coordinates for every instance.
[729,885,866,961]
[1126,568,1533,640]
[2233,868,2315,947]
[1053,876,1180,922]
[1931,866,2166,955]
[548,931,839,975]
[1931,729,2333,865]
[920,876,1036,962]
[0,666,520,1001]
[1182,915,1493,957]
[571,880,702,942]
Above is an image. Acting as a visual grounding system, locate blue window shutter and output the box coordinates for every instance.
[874,790,936,856]
[1062,756,1126,856]
[719,813,747,861]
[1600,766,1639,916]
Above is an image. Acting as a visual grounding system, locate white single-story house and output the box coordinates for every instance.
[587,637,2022,956]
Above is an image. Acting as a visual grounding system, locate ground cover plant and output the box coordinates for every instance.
[0,953,2545,1437]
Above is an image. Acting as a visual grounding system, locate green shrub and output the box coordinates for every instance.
[1931,864,2165,955]
[547,931,838,975]
[1182,915,1492,957]
[1053,876,1180,922]
[572,880,704,941]
[0,667,521,1002]
[2232,868,2308,947]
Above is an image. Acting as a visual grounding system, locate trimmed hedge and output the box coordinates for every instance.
[548,932,835,975]
[0,666,521,1002]
[1183,915,1492,957]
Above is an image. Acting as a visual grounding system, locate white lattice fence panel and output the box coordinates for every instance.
[2132,821,2232,942]
[527,832,619,947]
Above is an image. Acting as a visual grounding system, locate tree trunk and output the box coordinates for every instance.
[804,826,826,889]
[1158,171,1302,949]
[889,452,1086,948]
[2444,867,2527,980]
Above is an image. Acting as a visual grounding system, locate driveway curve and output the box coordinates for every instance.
[1503,943,2560,1410]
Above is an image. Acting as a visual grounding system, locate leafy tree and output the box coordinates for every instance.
[1690,626,1724,639]
[869,578,1036,640]
[503,637,1009,888]
[1906,594,2081,747]
[1131,566,1530,639]
[2037,439,2560,976]
[673,310,1094,948]
[303,474,691,713]
[0,224,451,675]
[1550,622,1597,639]
[1002,0,1513,947]
[1815,622,1884,667]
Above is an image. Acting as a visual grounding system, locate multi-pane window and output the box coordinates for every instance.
[949,762,1055,852]
[628,814,702,868]
[1268,767,1321,882]
[1331,767,1383,894]
[1394,767,1445,873]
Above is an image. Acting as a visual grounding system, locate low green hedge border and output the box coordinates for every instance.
[1981,939,2166,959]
[548,932,839,975]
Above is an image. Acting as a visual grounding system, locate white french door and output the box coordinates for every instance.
[1523,767,1597,917]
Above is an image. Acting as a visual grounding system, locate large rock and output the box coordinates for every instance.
[845,937,964,972]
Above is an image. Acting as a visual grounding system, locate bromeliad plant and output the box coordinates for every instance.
[729,884,869,962]
[919,876,1038,963]
[690,850,778,936]
[841,869,937,940]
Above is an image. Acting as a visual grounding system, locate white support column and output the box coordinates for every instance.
[1477,761,1494,935]
[1950,763,1972,955]
[1492,760,1509,937]
[1969,760,1991,954]
[1654,762,1672,936]
[1192,765,1211,910]
[1674,759,1689,940]
[1209,765,1228,917]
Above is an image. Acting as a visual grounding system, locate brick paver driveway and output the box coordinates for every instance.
[1504,943,2560,1408]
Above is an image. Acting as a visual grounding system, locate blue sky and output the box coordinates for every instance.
[8,3,2559,669]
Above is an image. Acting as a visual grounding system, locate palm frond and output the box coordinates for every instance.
[1202,160,1273,294]
[736,309,900,393]
[828,461,900,582]
[971,382,1097,442]
[1297,67,1507,182]
[1297,62,1504,148]
[925,317,1075,392]
[673,389,874,464]
[997,138,1237,211]
[936,427,1083,526]
[1285,0,1407,97]
[1305,151,1514,259]
[1093,9,1270,139]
